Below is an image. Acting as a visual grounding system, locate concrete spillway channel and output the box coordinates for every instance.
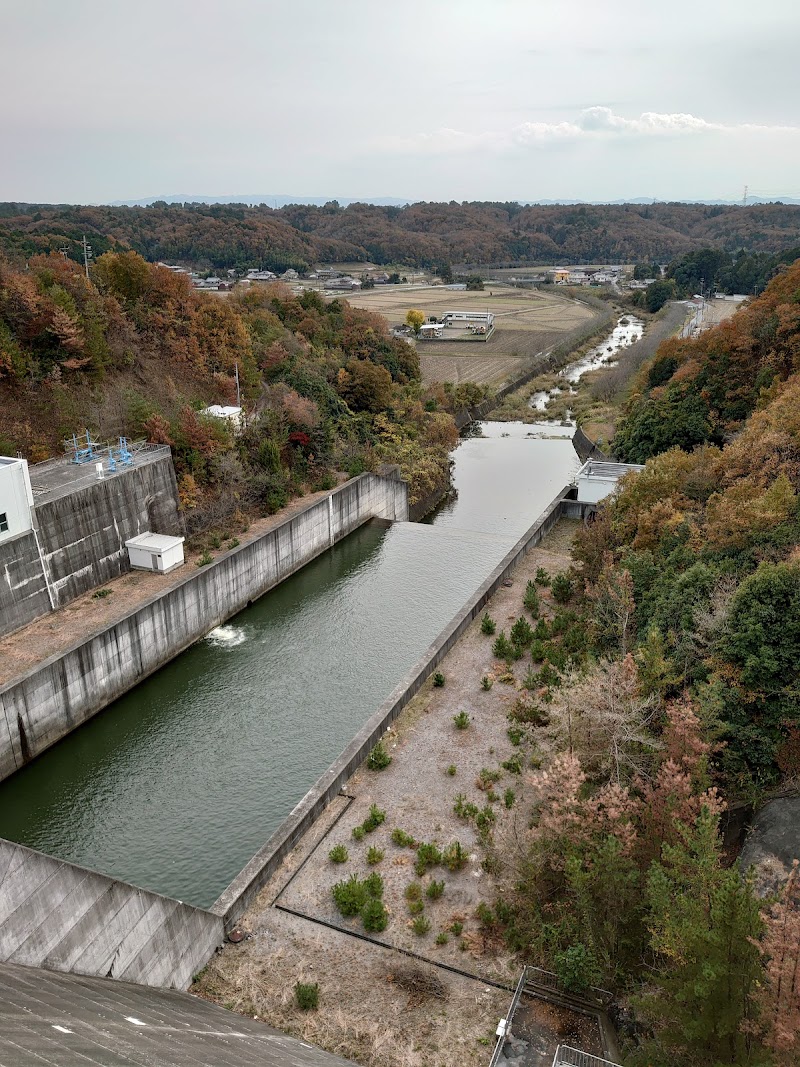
[0,421,581,987]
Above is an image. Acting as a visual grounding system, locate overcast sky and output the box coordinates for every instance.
[2,0,799,204]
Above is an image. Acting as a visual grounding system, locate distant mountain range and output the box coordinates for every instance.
[110,194,800,208]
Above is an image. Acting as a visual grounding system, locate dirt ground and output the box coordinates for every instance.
[0,485,341,688]
[194,520,590,1067]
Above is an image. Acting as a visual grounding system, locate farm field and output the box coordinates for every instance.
[346,286,596,386]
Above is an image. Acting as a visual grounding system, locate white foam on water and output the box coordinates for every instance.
[205,624,246,648]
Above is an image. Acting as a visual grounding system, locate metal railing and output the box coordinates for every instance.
[553,1045,622,1067]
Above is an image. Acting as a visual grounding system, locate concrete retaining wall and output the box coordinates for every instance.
[36,455,183,608]
[0,531,52,638]
[0,471,408,781]
[211,484,574,928]
[0,838,222,990]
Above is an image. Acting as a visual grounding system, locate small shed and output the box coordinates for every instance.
[576,460,644,504]
[125,532,185,573]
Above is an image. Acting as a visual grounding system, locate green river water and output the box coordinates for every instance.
[0,422,579,907]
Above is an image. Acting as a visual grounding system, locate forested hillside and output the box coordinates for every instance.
[614,259,800,461]
[2,200,800,271]
[0,251,456,530]
[481,261,800,1065]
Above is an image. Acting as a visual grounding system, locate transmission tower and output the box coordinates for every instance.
[82,235,93,280]
[742,185,749,207]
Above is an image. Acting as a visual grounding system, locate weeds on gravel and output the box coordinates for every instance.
[492,631,521,662]
[426,880,445,900]
[433,671,446,687]
[535,567,551,587]
[329,844,349,863]
[361,897,389,932]
[504,788,516,809]
[451,921,464,936]
[436,932,449,945]
[362,804,386,832]
[332,872,385,924]
[507,725,525,746]
[446,763,457,776]
[351,826,366,841]
[523,580,540,617]
[480,613,496,635]
[391,828,417,848]
[453,710,470,730]
[480,675,493,691]
[366,846,384,866]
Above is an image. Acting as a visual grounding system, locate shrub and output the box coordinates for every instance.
[407,898,425,915]
[367,740,392,771]
[91,588,112,599]
[351,826,366,841]
[392,828,417,848]
[523,580,540,617]
[534,618,550,640]
[507,725,525,746]
[366,846,384,866]
[453,710,470,730]
[209,534,221,550]
[450,921,464,936]
[329,844,349,863]
[510,617,534,648]
[504,788,516,809]
[415,842,443,876]
[475,805,496,838]
[412,914,431,936]
[554,943,601,994]
[361,897,389,932]
[551,572,574,603]
[433,671,446,687]
[502,753,523,775]
[493,631,521,662]
[435,932,449,945]
[538,663,562,688]
[453,794,479,820]
[443,841,469,870]
[363,871,384,898]
[226,537,240,549]
[295,981,319,1011]
[332,875,368,917]
[529,641,547,665]
[404,882,422,902]
[476,768,501,791]
[362,804,386,833]
[480,613,496,635]
[446,763,457,776]
[535,567,551,587]
[480,675,493,690]
[426,879,445,900]
[487,789,499,803]
[197,549,213,567]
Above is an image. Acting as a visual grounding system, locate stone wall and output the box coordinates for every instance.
[211,484,573,928]
[0,838,222,991]
[0,471,408,781]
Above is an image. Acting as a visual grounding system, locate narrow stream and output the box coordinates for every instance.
[529,315,644,414]
[0,422,578,908]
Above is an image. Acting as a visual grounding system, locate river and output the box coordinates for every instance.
[0,421,579,908]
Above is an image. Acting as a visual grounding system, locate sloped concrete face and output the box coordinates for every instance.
[0,531,52,637]
[0,959,356,1065]
[0,839,223,991]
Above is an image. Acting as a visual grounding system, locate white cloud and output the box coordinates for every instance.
[385,107,800,154]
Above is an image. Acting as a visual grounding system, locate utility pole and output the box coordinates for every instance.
[81,235,93,280]
[234,361,241,408]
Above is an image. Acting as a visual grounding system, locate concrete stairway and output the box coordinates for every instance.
[0,960,355,1066]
